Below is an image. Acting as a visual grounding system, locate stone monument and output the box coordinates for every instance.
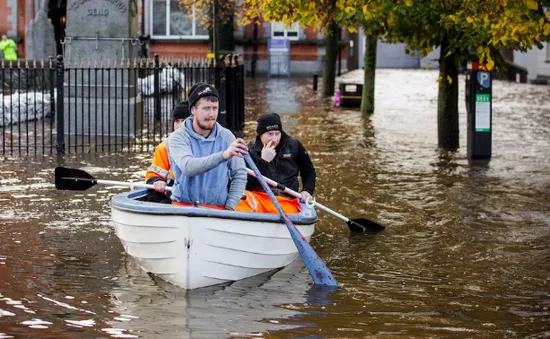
[63,0,141,138]
[25,8,57,60]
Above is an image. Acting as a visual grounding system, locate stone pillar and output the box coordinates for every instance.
[63,0,141,138]
[25,9,56,60]
[64,0,138,62]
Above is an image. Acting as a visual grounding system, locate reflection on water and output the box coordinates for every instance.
[1,69,550,338]
[108,259,334,338]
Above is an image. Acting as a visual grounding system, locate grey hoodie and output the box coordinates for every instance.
[167,117,246,210]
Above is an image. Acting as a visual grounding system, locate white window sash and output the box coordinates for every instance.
[150,0,209,39]
[271,22,299,40]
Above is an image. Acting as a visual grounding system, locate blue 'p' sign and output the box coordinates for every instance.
[477,71,490,89]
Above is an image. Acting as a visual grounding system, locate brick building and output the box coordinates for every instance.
[1,0,351,76]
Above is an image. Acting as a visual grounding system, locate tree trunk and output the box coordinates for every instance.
[437,38,459,149]
[219,14,235,53]
[251,20,258,78]
[361,33,377,114]
[211,0,220,61]
[322,21,338,97]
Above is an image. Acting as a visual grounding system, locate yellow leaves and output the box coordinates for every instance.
[526,0,538,11]
[466,17,473,24]
[477,47,495,71]
[388,13,394,27]
[436,74,452,84]
[500,35,507,45]
[486,58,495,71]
[344,6,355,14]
[404,0,413,6]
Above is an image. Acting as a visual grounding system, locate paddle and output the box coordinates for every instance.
[54,167,173,192]
[245,168,385,233]
[243,155,338,287]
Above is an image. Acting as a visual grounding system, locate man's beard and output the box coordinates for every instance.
[197,118,215,131]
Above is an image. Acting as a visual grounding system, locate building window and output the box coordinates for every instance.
[151,0,208,39]
[271,22,300,40]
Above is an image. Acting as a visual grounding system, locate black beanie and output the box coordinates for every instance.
[256,113,282,136]
[188,83,220,109]
[172,101,190,122]
[187,82,206,99]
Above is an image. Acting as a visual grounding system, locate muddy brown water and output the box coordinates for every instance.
[1,69,550,338]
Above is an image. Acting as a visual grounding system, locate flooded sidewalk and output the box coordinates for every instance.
[1,69,550,338]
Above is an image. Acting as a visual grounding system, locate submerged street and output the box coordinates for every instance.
[1,69,550,338]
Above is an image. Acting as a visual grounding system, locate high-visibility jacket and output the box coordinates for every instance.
[0,39,18,61]
[145,141,174,184]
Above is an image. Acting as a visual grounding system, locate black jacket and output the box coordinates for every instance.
[246,132,316,197]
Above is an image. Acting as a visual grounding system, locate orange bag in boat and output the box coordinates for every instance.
[239,191,301,214]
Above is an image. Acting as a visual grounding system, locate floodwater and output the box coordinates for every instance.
[1,69,550,338]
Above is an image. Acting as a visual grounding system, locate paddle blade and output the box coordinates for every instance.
[243,155,338,287]
[54,167,97,191]
[347,218,386,233]
[284,218,338,286]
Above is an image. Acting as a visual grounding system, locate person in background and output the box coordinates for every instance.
[0,35,18,61]
[245,113,316,213]
[143,101,189,203]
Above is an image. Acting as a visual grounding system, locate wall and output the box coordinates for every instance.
[534,43,550,78]
[376,41,420,68]
[514,49,539,80]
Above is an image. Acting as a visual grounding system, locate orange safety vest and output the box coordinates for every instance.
[145,141,174,182]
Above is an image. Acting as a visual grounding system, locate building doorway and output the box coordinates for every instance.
[47,0,66,57]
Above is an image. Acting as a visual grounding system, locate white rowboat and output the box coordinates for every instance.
[111,189,317,289]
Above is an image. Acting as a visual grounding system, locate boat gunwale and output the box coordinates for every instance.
[111,189,318,225]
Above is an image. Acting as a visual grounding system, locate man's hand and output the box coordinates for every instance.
[261,141,276,162]
[153,181,167,193]
[300,191,313,204]
[222,138,248,160]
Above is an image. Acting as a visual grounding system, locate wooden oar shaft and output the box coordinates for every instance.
[96,179,173,192]
[66,177,174,192]
[245,168,349,223]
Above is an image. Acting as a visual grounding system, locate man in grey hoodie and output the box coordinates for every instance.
[167,83,249,211]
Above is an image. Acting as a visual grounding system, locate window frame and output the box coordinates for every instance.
[149,0,209,40]
[271,22,300,41]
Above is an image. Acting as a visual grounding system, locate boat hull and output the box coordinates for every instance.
[111,190,317,289]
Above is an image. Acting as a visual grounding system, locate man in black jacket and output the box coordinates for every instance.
[246,113,316,203]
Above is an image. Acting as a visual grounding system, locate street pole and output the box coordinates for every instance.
[212,0,218,62]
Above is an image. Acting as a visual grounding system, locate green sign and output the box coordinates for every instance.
[475,94,491,132]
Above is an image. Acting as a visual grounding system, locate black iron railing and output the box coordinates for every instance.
[0,54,245,155]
